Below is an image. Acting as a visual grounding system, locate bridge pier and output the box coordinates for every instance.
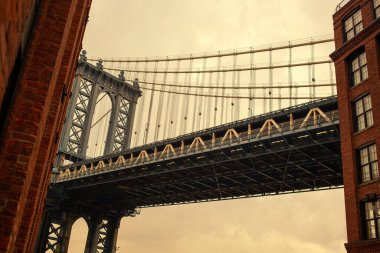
[34,211,76,253]
[35,210,123,253]
[84,215,122,253]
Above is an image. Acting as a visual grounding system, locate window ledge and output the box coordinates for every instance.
[353,125,374,136]
[358,178,379,187]
[349,77,369,90]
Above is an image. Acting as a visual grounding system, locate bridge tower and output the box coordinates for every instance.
[331,0,380,252]
[33,52,141,253]
[56,50,141,165]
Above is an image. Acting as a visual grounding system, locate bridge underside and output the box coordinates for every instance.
[50,122,342,212]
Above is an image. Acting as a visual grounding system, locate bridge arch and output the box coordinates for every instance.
[86,91,113,158]
[68,217,88,253]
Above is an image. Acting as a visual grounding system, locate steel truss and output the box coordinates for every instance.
[34,209,135,253]
[57,52,141,164]
[50,96,342,210]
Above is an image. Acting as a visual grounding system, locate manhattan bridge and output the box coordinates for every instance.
[36,35,342,252]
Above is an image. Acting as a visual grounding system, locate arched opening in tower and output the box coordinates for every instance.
[86,92,113,158]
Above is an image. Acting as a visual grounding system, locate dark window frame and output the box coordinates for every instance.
[362,199,380,239]
[344,8,364,41]
[353,93,373,132]
[374,0,380,19]
[349,51,368,87]
[357,142,379,183]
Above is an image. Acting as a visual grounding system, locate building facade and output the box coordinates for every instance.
[331,0,380,252]
[0,1,91,252]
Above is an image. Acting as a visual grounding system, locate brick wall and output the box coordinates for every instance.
[0,0,33,107]
[331,0,380,251]
[0,0,91,252]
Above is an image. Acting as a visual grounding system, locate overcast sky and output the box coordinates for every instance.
[68,1,346,252]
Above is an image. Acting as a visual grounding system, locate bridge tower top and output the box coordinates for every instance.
[57,50,142,166]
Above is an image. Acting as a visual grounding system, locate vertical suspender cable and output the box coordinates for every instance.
[181,58,193,135]
[154,58,169,142]
[169,59,181,137]
[163,65,173,139]
[197,90,203,131]
[249,48,255,117]
[214,54,221,126]
[205,71,213,128]
[236,70,241,120]
[192,70,200,132]
[288,42,293,107]
[220,69,226,124]
[231,52,237,121]
[268,46,273,112]
[134,60,148,146]
[180,71,189,135]
[184,58,193,133]
[125,58,131,80]
[197,57,207,130]
[143,60,158,144]
[310,38,315,100]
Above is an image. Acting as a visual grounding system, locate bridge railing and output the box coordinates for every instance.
[53,109,339,183]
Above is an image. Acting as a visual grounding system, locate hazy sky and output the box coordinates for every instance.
[68,1,346,252]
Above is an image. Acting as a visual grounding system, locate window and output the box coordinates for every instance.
[344,9,363,40]
[374,0,380,18]
[358,143,379,182]
[350,52,368,86]
[354,94,373,131]
[364,200,380,239]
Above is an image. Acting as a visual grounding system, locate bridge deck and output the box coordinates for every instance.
[49,97,342,214]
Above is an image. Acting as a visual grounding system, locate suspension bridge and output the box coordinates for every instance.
[38,35,341,253]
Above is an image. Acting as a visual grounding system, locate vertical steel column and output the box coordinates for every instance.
[58,73,83,157]
[78,66,101,158]
[124,85,139,149]
[35,211,75,253]
[104,94,120,154]
[85,216,122,253]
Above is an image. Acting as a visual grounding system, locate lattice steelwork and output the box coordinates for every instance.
[52,96,342,208]
[44,37,341,252]
[45,223,63,253]
[96,220,110,253]
[113,97,131,152]
[57,51,141,165]
[66,78,93,154]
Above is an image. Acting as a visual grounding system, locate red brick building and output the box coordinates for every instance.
[0,0,91,252]
[331,0,380,252]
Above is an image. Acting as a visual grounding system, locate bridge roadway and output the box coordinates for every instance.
[49,96,342,215]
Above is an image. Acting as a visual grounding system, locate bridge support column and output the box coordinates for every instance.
[85,215,122,253]
[34,211,75,253]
